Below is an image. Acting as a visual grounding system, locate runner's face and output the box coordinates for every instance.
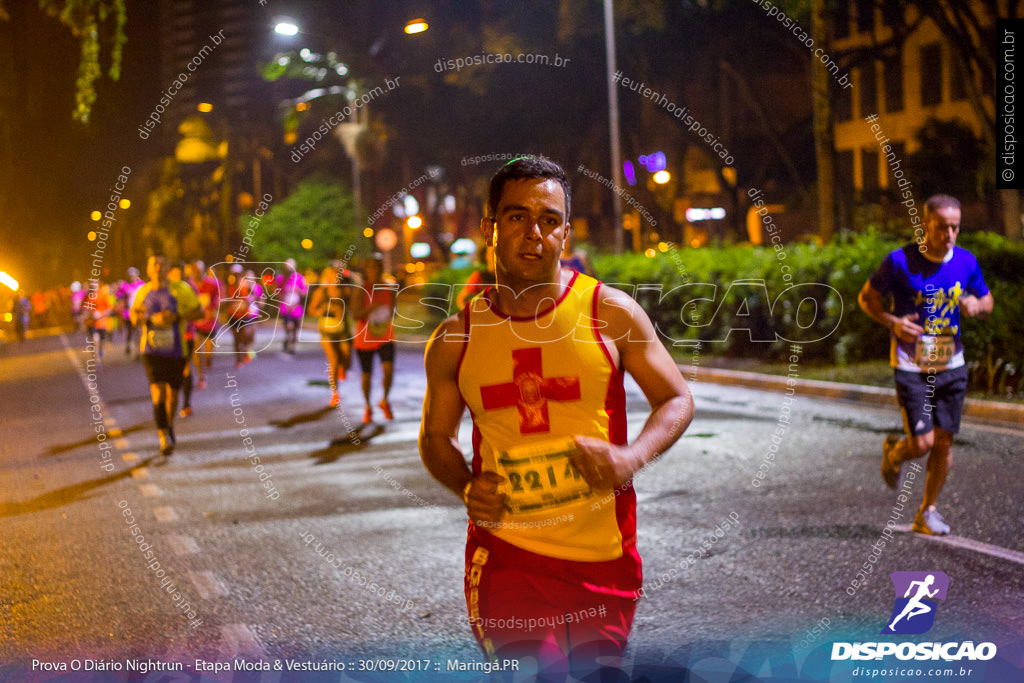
[491,179,568,282]
[923,206,960,257]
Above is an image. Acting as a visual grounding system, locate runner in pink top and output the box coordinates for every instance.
[179,262,212,417]
[115,267,145,356]
[191,260,221,387]
[276,258,308,354]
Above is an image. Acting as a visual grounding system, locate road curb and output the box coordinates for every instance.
[169,325,1024,425]
[684,365,1024,426]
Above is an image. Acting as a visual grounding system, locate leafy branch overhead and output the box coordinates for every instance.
[0,0,127,123]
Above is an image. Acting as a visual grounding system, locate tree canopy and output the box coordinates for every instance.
[241,178,365,273]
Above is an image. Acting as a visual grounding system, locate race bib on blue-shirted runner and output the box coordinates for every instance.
[496,438,594,514]
[914,335,956,369]
[147,327,176,352]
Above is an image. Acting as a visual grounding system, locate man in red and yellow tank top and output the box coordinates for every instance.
[420,158,694,680]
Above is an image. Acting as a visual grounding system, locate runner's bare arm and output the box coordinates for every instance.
[349,285,371,319]
[858,280,922,343]
[571,286,694,488]
[307,286,326,317]
[959,292,993,318]
[129,290,147,326]
[420,315,506,523]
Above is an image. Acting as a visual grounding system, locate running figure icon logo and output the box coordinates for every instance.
[881,571,949,635]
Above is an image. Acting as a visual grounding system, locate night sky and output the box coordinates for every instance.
[1,0,811,291]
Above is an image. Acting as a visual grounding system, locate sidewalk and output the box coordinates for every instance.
[686,365,1024,426]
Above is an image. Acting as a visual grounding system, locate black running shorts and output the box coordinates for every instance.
[142,354,188,389]
[356,342,395,373]
[893,365,969,436]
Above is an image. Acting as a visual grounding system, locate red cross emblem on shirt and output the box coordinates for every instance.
[479,347,581,434]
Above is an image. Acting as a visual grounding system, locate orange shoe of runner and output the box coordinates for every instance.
[362,406,373,424]
[330,392,340,408]
[378,400,393,421]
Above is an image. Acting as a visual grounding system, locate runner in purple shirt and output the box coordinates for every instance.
[858,195,994,535]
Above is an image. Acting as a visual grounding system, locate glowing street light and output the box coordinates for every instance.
[406,215,422,229]
[0,271,18,291]
[652,170,671,185]
[301,238,313,249]
[90,210,101,221]
[274,21,299,36]
[404,18,428,34]
[119,199,131,209]
[197,102,213,113]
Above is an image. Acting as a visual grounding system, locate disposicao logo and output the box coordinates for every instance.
[882,571,948,635]
[831,571,997,662]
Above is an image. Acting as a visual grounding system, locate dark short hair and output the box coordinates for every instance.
[924,194,961,217]
[486,157,571,220]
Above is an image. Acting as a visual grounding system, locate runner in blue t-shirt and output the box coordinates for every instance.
[130,255,202,456]
[858,195,994,535]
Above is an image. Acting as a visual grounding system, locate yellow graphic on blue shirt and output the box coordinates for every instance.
[914,282,963,336]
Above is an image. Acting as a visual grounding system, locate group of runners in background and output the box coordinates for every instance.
[57,254,397,456]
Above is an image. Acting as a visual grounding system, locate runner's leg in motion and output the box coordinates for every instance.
[321,338,340,407]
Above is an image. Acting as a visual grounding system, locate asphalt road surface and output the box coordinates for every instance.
[1,328,1022,682]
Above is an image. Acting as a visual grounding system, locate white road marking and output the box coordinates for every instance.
[219,623,266,659]
[894,524,1024,565]
[122,452,139,463]
[139,484,162,497]
[113,438,129,449]
[369,422,424,445]
[153,506,179,522]
[166,534,200,556]
[188,570,228,599]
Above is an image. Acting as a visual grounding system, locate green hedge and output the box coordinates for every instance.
[589,233,1024,392]
[425,234,1023,393]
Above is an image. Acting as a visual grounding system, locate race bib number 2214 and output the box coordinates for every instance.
[496,438,594,514]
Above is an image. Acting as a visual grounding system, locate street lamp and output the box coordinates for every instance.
[404,18,428,35]
[605,0,624,253]
[0,271,19,291]
[274,21,299,36]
